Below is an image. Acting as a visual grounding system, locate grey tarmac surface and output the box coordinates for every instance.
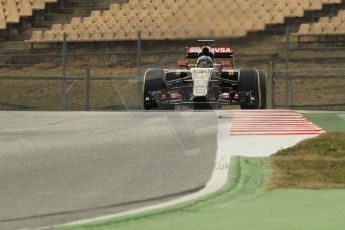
[0,111,218,230]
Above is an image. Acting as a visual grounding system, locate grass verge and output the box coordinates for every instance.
[303,112,345,132]
[270,132,345,189]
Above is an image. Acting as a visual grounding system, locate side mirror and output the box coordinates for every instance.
[178,60,188,67]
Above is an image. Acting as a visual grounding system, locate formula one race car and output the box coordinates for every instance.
[143,40,266,110]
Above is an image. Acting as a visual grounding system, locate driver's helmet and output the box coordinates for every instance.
[196,55,214,68]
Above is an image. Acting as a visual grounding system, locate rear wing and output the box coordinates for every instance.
[185,46,234,59]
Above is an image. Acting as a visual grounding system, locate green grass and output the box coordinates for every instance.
[303,112,345,132]
[270,133,345,189]
[57,156,345,230]
[275,133,345,158]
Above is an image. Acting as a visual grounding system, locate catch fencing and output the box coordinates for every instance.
[269,62,345,110]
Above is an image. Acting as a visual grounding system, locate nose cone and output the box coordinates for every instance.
[191,68,213,97]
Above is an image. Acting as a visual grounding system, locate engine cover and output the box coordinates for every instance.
[191,68,213,97]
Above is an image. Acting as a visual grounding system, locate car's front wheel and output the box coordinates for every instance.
[143,68,166,110]
[238,68,266,109]
[258,70,267,109]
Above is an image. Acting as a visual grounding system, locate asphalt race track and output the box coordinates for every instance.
[0,111,218,230]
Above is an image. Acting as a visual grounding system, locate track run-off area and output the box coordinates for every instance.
[0,110,338,230]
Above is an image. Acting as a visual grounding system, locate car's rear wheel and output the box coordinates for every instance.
[143,68,166,110]
[239,68,266,109]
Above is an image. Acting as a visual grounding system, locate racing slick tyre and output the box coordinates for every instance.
[258,70,267,109]
[239,68,266,110]
[143,68,166,110]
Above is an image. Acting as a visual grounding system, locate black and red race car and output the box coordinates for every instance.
[143,40,266,110]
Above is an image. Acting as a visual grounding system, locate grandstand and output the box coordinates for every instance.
[0,0,343,42]
[294,9,345,45]
[0,0,57,30]
[0,0,127,41]
[0,0,343,63]
[25,0,343,42]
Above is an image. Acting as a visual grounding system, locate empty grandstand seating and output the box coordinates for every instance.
[294,9,345,39]
[27,0,344,42]
[0,0,57,30]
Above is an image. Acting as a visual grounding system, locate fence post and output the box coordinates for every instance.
[269,61,275,109]
[61,32,67,111]
[84,68,90,111]
[136,31,142,110]
[284,26,290,108]
[290,74,294,108]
